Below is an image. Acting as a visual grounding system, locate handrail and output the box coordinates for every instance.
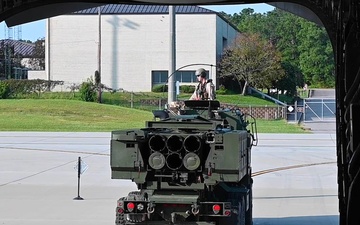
[248,87,287,107]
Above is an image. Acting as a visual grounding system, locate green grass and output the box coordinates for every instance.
[215,95,277,106]
[33,91,278,107]
[255,119,307,133]
[0,99,153,131]
[0,99,307,133]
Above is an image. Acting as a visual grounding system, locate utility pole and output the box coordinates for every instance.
[96,6,102,103]
[98,6,102,76]
[168,5,176,104]
[4,25,13,79]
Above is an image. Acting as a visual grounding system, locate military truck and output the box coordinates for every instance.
[110,100,256,225]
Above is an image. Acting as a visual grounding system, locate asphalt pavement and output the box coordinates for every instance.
[302,89,336,133]
[302,121,336,133]
[0,132,339,225]
[252,133,338,225]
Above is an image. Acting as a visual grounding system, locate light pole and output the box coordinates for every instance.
[168,5,176,104]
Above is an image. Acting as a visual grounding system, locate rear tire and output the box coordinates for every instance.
[238,197,246,225]
[217,197,245,225]
[245,188,252,225]
[216,197,246,225]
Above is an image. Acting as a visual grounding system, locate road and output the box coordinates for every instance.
[252,133,338,225]
[0,132,338,225]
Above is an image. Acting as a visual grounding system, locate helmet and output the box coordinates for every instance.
[195,68,207,78]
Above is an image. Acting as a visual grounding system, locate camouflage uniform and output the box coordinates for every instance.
[190,68,216,100]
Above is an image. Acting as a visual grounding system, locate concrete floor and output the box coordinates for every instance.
[0,132,339,225]
[252,133,338,225]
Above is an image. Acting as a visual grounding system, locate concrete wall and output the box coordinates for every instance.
[215,15,238,60]
[47,13,238,92]
[28,70,46,80]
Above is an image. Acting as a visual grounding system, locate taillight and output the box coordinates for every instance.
[117,208,124,214]
[200,202,230,216]
[127,202,135,212]
[224,210,231,216]
[212,204,221,214]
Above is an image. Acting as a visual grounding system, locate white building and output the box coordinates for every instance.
[46,4,239,92]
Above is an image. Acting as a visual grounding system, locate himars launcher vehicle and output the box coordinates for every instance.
[110,100,257,225]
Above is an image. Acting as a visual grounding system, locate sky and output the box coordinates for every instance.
[0,3,274,42]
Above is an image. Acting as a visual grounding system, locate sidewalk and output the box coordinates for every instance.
[302,121,336,133]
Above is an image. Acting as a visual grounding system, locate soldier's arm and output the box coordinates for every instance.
[190,84,199,100]
[189,91,197,100]
[206,83,215,100]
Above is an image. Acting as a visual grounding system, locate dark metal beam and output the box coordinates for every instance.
[4,2,105,26]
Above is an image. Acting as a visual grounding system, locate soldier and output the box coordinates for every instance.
[190,68,216,100]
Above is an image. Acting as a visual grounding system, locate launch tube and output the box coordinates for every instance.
[183,152,201,170]
[166,135,183,153]
[149,135,166,152]
[184,135,201,152]
[148,152,166,170]
[166,153,183,170]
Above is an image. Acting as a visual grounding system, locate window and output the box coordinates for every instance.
[176,70,208,83]
[152,71,168,85]
[223,37,228,49]
[152,70,208,86]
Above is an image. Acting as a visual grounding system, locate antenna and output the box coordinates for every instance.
[4,24,13,79]
[16,26,22,40]
[6,26,13,40]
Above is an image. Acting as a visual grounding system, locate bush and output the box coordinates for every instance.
[0,81,10,99]
[152,84,168,93]
[79,79,96,102]
[152,84,195,94]
[216,85,228,95]
[1,79,64,98]
[180,85,195,93]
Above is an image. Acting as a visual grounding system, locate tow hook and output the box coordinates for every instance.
[191,203,200,215]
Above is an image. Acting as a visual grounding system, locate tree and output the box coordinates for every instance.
[94,70,102,103]
[276,61,303,96]
[0,41,23,79]
[224,7,336,90]
[223,8,266,35]
[27,38,45,70]
[264,9,304,92]
[298,20,335,87]
[219,33,284,95]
